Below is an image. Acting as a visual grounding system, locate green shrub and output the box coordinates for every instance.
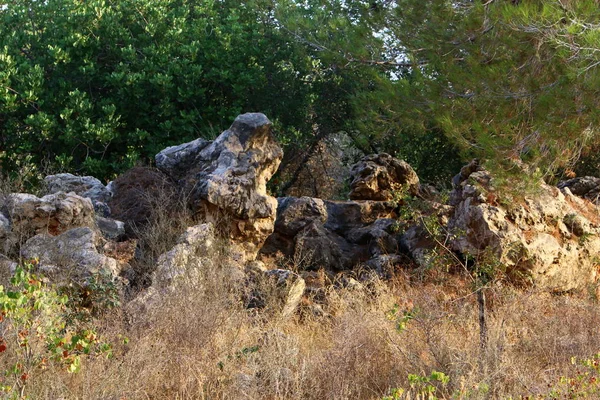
[0,261,111,398]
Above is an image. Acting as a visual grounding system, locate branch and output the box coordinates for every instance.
[344,56,428,68]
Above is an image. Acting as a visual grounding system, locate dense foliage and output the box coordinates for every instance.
[0,0,362,181]
[276,0,600,181]
[2,0,600,187]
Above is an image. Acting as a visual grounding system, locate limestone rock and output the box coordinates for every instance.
[0,254,17,275]
[152,223,215,289]
[157,113,283,262]
[261,197,398,270]
[448,163,600,291]
[45,173,111,206]
[0,213,10,254]
[95,216,126,241]
[349,153,419,201]
[8,192,95,238]
[558,176,600,204]
[0,213,10,239]
[264,269,306,318]
[155,138,211,181]
[20,227,120,279]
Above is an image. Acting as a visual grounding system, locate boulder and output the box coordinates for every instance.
[45,174,111,214]
[0,254,17,275]
[447,162,600,291]
[0,213,10,239]
[152,223,215,289]
[264,269,306,318]
[127,223,242,319]
[20,227,120,280]
[348,153,419,201]
[7,192,95,238]
[261,197,399,270]
[157,113,283,262]
[155,138,211,181]
[95,216,126,241]
[558,176,600,204]
[244,266,306,318]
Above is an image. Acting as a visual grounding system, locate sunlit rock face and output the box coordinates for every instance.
[349,153,419,201]
[156,113,283,262]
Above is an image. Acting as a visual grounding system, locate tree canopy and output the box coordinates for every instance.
[1,0,599,189]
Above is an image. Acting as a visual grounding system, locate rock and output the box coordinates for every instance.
[0,254,17,275]
[261,197,398,270]
[348,153,419,201]
[152,223,215,289]
[20,227,120,280]
[274,197,328,237]
[127,223,232,320]
[246,260,268,274]
[399,202,455,268]
[264,269,306,318]
[0,213,10,253]
[93,202,111,218]
[447,162,600,291]
[45,173,111,204]
[0,213,10,239]
[155,138,211,181]
[95,216,126,241]
[365,254,404,276]
[449,159,490,206]
[558,176,600,204]
[158,113,283,262]
[8,192,95,238]
[294,221,359,270]
[107,167,177,236]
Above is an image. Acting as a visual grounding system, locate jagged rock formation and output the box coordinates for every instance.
[45,173,112,216]
[261,197,398,271]
[447,163,600,291]
[152,223,216,289]
[6,113,600,317]
[155,138,211,181]
[558,176,600,204]
[156,113,283,262]
[349,153,419,200]
[6,192,96,238]
[21,227,121,280]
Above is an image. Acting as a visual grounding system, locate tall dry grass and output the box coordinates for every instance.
[4,177,600,399]
[12,260,600,399]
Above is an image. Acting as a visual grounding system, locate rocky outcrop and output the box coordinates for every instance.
[45,173,112,216]
[155,138,211,181]
[7,192,96,238]
[156,113,283,262]
[349,153,419,201]
[261,197,398,271]
[558,176,600,204]
[447,163,600,291]
[20,227,121,280]
[152,223,215,289]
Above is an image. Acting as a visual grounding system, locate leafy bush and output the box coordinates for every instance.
[0,262,111,398]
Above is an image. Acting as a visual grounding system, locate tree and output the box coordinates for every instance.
[278,0,600,183]
[0,0,355,181]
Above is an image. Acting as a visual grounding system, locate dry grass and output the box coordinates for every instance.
[4,179,600,399]
[7,260,600,400]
